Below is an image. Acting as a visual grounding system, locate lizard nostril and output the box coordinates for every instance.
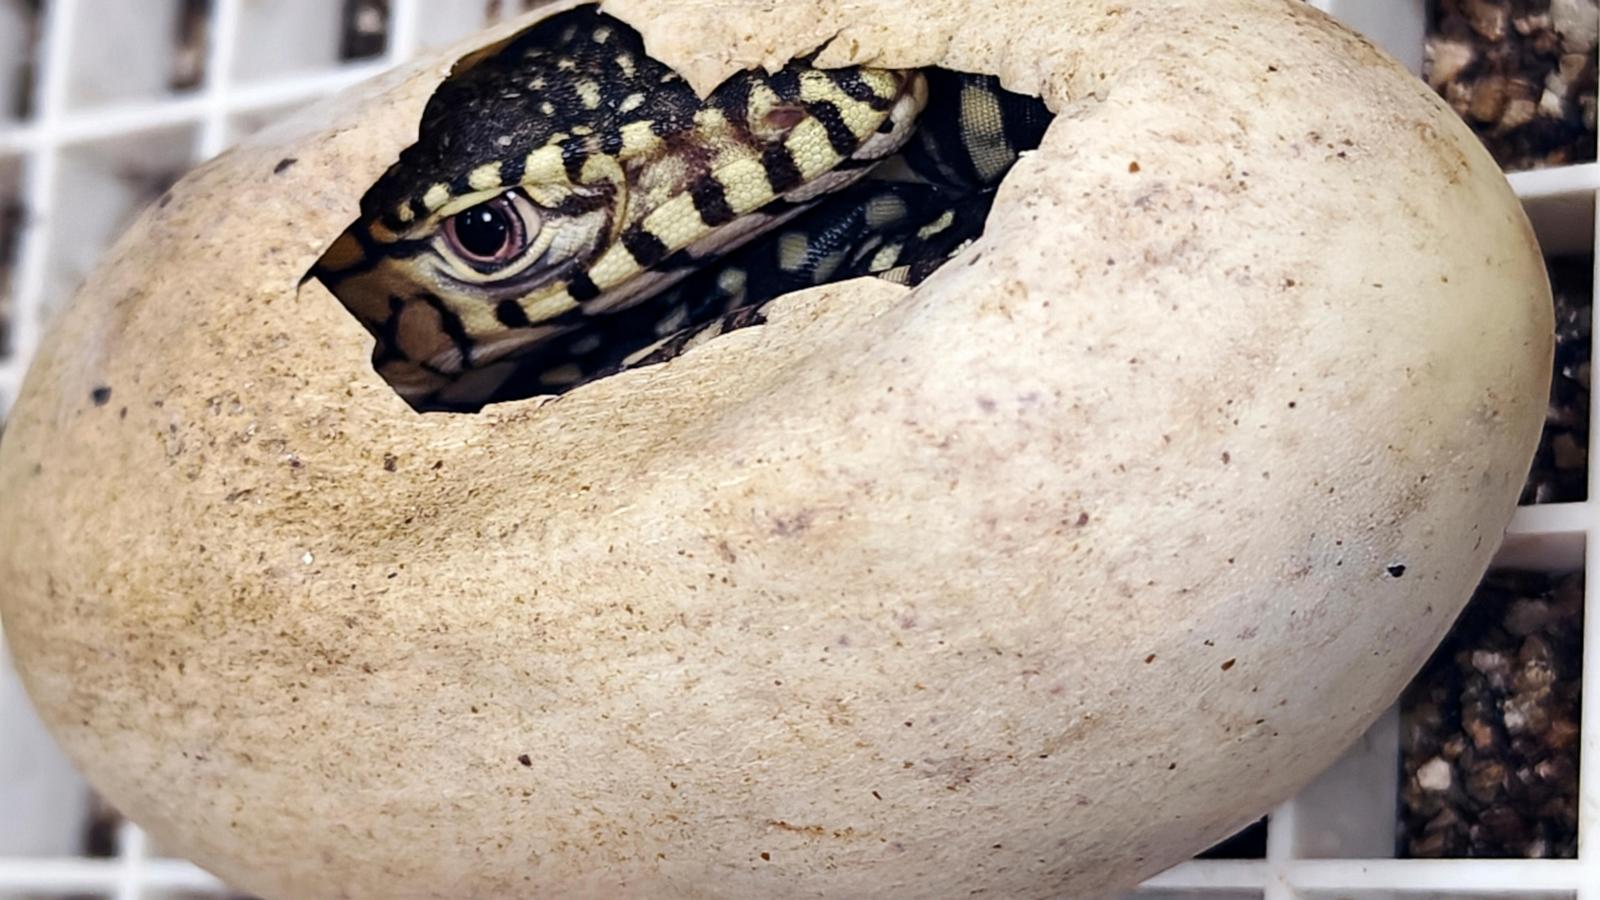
[762,104,807,133]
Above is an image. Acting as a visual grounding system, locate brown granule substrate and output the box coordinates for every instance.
[1520,257,1591,505]
[1399,570,1583,858]
[1426,0,1598,170]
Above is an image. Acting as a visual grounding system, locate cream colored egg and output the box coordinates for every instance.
[0,1,1551,897]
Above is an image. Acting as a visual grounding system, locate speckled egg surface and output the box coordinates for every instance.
[0,1,1551,897]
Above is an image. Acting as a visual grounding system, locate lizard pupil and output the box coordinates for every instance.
[449,201,515,261]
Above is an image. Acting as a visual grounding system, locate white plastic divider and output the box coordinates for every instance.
[194,0,243,161]
[0,2,1594,898]
[1,0,76,418]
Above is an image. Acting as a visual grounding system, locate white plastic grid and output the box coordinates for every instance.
[0,1,1594,897]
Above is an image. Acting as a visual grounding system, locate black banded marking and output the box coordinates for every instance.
[825,69,895,110]
[407,195,430,225]
[567,271,600,301]
[561,139,589,182]
[690,178,736,226]
[551,187,614,217]
[449,170,481,201]
[710,73,754,128]
[900,71,1052,191]
[646,86,702,138]
[498,153,527,188]
[379,195,422,232]
[496,300,534,328]
[923,104,983,188]
[805,100,861,157]
[621,226,669,268]
[761,144,804,194]
[999,91,1053,173]
[768,67,802,102]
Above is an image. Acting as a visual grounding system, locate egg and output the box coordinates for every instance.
[0,0,1551,896]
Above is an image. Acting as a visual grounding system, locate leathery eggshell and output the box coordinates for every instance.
[0,0,1552,897]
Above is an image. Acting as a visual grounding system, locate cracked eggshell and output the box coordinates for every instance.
[0,0,1551,897]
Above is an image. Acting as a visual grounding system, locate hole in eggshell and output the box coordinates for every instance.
[304,3,1053,413]
[1194,816,1268,859]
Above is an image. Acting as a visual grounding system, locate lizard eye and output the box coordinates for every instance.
[442,193,535,267]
